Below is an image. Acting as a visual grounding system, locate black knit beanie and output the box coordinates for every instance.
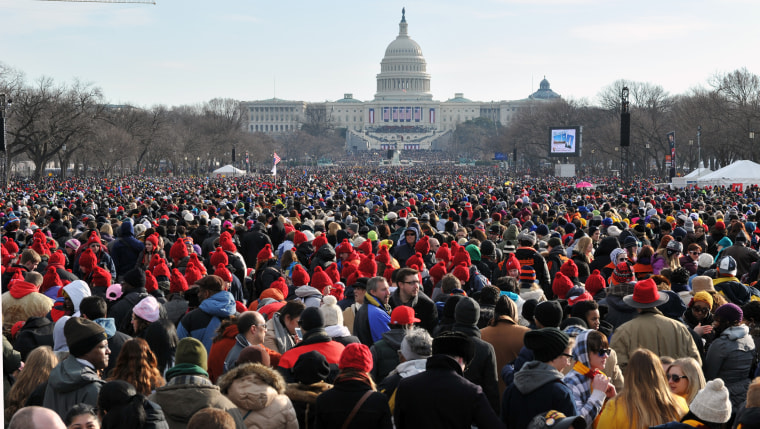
[524,327,569,362]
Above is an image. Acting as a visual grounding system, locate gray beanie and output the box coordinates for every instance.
[454,297,480,327]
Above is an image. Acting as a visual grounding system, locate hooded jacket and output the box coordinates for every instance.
[703,324,755,409]
[111,221,145,276]
[43,355,105,419]
[177,290,237,352]
[218,363,298,429]
[563,330,608,428]
[392,226,419,267]
[502,360,577,429]
[354,292,391,346]
[2,282,53,332]
[295,285,323,308]
[149,373,245,429]
[309,243,336,273]
[370,328,406,383]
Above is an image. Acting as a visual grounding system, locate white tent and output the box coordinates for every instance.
[694,160,760,188]
[211,164,247,177]
[671,166,713,188]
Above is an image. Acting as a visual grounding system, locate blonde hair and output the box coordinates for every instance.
[6,346,58,421]
[668,357,706,404]
[576,236,594,258]
[610,348,683,428]
[100,223,113,235]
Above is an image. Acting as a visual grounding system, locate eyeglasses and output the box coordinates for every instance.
[668,374,688,383]
[596,349,611,357]
[561,353,574,359]
[692,305,710,314]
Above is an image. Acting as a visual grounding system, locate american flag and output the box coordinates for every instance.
[273,152,281,165]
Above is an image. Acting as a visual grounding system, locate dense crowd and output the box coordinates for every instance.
[2,168,760,429]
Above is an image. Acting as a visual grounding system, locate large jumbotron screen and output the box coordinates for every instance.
[549,126,581,157]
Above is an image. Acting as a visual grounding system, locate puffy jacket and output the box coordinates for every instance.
[218,363,298,429]
[43,355,105,419]
[149,374,245,429]
[703,324,755,409]
[177,290,237,352]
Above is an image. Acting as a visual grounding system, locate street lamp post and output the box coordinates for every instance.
[1,93,12,188]
[689,139,694,171]
[697,125,702,167]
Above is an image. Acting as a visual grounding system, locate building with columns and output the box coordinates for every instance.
[240,9,561,151]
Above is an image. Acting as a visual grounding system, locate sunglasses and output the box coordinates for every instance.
[596,349,611,357]
[692,306,710,314]
[668,374,688,383]
[690,251,701,255]
[561,353,574,359]
[405,232,416,236]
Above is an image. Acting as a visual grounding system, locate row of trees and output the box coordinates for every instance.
[452,68,760,177]
[0,64,345,181]
[3,62,759,180]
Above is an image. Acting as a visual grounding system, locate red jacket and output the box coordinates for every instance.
[278,339,345,369]
[208,324,238,383]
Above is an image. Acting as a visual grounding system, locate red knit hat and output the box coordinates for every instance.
[357,239,372,256]
[328,282,345,301]
[358,253,378,278]
[185,264,203,286]
[312,235,328,252]
[84,234,103,249]
[215,264,233,282]
[144,270,158,293]
[414,235,430,255]
[560,259,579,279]
[188,253,207,275]
[293,231,308,247]
[30,237,50,258]
[552,272,574,300]
[170,268,188,294]
[310,266,332,293]
[383,265,395,283]
[585,269,607,296]
[41,265,63,293]
[2,237,19,257]
[341,262,358,282]
[610,262,634,285]
[78,248,97,273]
[269,277,289,298]
[219,232,237,253]
[169,239,188,262]
[335,239,353,255]
[714,220,726,231]
[568,291,594,306]
[435,243,451,263]
[429,261,447,284]
[451,246,471,268]
[257,244,274,262]
[147,253,162,272]
[505,254,521,273]
[326,263,341,284]
[152,258,170,279]
[376,245,392,265]
[145,233,159,249]
[339,343,373,373]
[48,249,65,268]
[210,247,228,267]
[291,264,310,287]
[406,252,424,269]
[452,263,470,284]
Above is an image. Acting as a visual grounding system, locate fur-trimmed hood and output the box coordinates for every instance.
[285,381,333,404]
[217,362,286,395]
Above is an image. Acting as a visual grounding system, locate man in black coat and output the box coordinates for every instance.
[107,268,150,335]
[394,331,501,429]
[388,268,438,334]
[451,297,500,413]
[239,223,272,268]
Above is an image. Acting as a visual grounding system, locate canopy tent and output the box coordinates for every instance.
[671,166,713,188]
[211,165,246,177]
[693,160,760,189]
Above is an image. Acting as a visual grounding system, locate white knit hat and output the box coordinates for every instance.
[319,295,343,327]
[689,378,731,423]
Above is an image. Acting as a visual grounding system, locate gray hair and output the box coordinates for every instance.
[366,276,388,293]
[399,327,433,360]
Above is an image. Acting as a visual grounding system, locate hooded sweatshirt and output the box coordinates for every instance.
[502,360,576,429]
[295,285,323,308]
[563,330,607,428]
[63,280,92,317]
[177,290,236,351]
[43,355,105,419]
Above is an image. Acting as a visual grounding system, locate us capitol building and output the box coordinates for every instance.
[240,8,561,151]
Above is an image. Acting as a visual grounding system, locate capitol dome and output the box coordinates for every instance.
[529,76,561,100]
[374,8,433,101]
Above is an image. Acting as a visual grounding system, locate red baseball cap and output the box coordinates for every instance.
[391,306,421,325]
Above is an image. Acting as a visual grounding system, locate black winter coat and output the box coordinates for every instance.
[314,379,392,429]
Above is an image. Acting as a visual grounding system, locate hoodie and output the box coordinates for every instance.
[111,221,145,276]
[43,355,105,419]
[177,290,237,352]
[295,285,323,308]
[503,360,577,429]
[563,330,607,428]
[63,280,92,316]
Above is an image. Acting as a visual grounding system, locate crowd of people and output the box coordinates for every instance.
[2,167,760,429]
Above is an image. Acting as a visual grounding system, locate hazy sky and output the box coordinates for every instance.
[2,0,759,108]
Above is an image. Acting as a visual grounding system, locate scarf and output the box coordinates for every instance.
[572,361,605,392]
[334,369,375,390]
[165,363,209,381]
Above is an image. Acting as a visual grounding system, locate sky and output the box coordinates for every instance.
[2,0,759,109]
